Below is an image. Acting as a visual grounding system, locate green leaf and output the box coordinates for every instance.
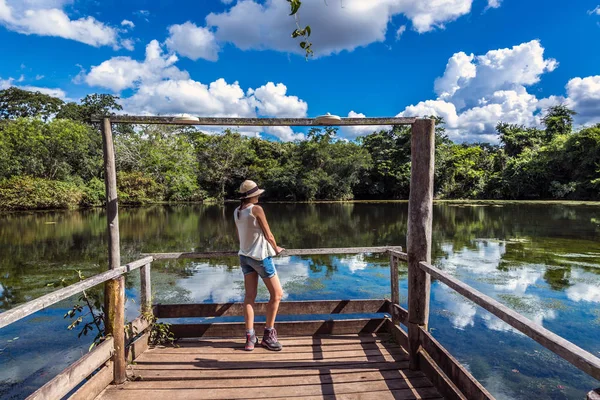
[305,25,311,37]
[300,41,307,49]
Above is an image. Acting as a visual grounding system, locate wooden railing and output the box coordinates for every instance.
[0,246,400,400]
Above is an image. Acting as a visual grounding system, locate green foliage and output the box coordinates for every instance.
[287,0,313,59]
[143,310,176,347]
[0,87,64,121]
[0,89,598,209]
[117,171,161,205]
[0,176,84,210]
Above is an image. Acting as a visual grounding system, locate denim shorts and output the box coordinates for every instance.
[240,255,277,279]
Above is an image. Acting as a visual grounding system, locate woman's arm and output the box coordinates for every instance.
[253,205,284,254]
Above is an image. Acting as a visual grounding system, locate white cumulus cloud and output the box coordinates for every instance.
[166,22,220,61]
[206,0,479,57]
[83,41,308,142]
[0,0,119,47]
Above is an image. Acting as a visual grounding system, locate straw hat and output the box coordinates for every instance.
[239,180,265,199]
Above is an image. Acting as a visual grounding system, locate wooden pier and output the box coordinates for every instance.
[1,116,599,399]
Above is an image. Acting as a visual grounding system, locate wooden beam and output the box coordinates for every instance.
[140,263,152,314]
[26,338,114,400]
[146,246,402,260]
[419,261,600,382]
[388,249,409,262]
[126,256,153,272]
[0,255,151,329]
[69,361,113,400]
[418,349,467,400]
[101,117,126,385]
[407,118,435,370]
[390,254,400,324]
[0,267,125,329]
[389,303,409,325]
[385,319,409,349]
[155,299,389,318]
[125,315,151,343]
[169,318,388,338]
[91,116,417,126]
[419,327,493,400]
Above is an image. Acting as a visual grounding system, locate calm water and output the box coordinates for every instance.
[0,203,599,399]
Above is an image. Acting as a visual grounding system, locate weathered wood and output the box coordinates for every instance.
[125,315,151,343]
[141,347,406,363]
[419,327,494,400]
[101,118,121,273]
[26,338,114,400]
[126,256,154,272]
[156,299,388,318]
[126,331,150,363]
[146,246,403,260]
[0,267,125,329]
[588,389,600,400]
[407,117,435,370]
[101,117,126,385]
[385,319,409,350]
[69,361,113,400]
[388,249,409,262]
[168,318,388,338]
[92,115,417,126]
[390,254,400,324]
[418,349,467,400]
[140,263,152,314]
[389,303,409,325]
[419,261,600,382]
[105,277,126,384]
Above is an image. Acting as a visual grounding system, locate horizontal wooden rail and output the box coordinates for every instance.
[389,249,409,261]
[419,261,600,381]
[169,318,388,338]
[0,256,153,329]
[147,246,402,260]
[25,338,114,400]
[419,327,493,400]
[91,116,416,126]
[389,303,409,325]
[156,299,388,319]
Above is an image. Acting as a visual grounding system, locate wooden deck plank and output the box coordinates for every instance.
[175,333,387,346]
[169,318,387,338]
[146,341,400,355]
[128,361,414,380]
[138,347,406,362]
[98,334,442,400]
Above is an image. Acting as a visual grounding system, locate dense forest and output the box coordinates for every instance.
[0,88,599,210]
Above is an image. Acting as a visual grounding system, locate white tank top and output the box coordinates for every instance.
[234,205,276,260]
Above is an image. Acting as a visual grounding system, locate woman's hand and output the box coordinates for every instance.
[275,246,285,255]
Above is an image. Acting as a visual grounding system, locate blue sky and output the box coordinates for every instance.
[0,0,599,142]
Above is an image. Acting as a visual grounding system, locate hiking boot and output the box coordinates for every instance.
[261,328,283,351]
[245,332,258,351]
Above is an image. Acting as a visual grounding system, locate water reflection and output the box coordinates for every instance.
[0,203,599,399]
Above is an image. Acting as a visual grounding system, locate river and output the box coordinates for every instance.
[0,202,599,399]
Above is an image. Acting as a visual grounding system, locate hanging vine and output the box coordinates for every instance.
[287,0,313,59]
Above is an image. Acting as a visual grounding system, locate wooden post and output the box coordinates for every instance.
[407,118,435,370]
[101,117,127,384]
[390,254,400,324]
[140,263,152,315]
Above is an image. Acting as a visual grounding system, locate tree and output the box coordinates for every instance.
[0,87,64,121]
[497,122,545,157]
[542,105,577,139]
[192,130,251,200]
[57,94,123,123]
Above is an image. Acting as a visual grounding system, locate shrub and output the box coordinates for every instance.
[81,177,106,207]
[117,171,161,205]
[0,176,84,210]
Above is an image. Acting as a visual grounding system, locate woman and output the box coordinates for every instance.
[234,180,285,351]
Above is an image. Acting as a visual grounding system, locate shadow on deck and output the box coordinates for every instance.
[98,332,442,400]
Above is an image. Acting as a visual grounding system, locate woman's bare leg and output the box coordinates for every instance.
[243,272,258,330]
[263,274,284,328]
